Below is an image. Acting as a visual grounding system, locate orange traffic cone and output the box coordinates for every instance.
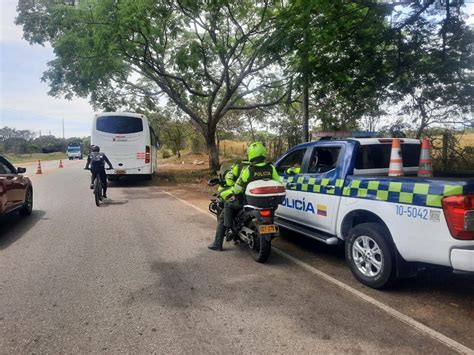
[59,160,64,168]
[418,138,433,177]
[388,138,404,176]
[36,160,43,175]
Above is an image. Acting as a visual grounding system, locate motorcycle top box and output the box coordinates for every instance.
[245,180,286,209]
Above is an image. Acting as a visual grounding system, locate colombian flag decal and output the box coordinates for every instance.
[317,204,327,217]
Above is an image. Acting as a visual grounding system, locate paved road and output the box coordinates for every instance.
[0,162,470,353]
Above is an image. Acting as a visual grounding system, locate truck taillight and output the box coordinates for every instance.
[145,146,150,164]
[442,195,474,240]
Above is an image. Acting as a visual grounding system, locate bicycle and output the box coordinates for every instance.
[85,168,113,206]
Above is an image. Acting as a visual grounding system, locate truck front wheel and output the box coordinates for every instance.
[345,223,396,289]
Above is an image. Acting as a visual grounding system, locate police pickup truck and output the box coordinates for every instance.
[274,138,474,289]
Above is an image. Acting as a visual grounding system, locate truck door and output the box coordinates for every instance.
[300,145,344,234]
[275,147,311,224]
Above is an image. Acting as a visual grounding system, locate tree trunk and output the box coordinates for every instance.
[415,124,425,139]
[442,131,449,170]
[301,15,310,143]
[206,134,220,173]
[302,78,309,142]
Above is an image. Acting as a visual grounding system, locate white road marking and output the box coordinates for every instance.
[158,188,474,354]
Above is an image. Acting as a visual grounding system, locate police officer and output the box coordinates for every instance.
[208,142,279,251]
[286,164,301,175]
[208,160,249,251]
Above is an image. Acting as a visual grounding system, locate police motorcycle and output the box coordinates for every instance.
[208,175,286,263]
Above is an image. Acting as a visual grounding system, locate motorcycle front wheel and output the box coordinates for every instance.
[248,220,272,263]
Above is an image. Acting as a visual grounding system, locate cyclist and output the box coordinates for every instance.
[208,142,279,251]
[85,145,113,198]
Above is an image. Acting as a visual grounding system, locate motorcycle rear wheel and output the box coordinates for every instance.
[248,220,272,263]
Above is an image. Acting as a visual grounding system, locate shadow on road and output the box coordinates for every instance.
[123,252,445,352]
[279,228,474,295]
[108,175,153,188]
[0,210,47,250]
[100,199,129,207]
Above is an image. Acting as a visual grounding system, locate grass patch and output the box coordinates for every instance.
[3,152,68,165]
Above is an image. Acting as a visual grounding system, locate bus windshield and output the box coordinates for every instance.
[96,116,143,134]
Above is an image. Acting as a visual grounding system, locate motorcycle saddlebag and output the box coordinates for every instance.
[245,180,286,209]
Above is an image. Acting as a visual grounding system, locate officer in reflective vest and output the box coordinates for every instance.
[208,142,279,251]
[216,160,250,201]
[208,160,250,251]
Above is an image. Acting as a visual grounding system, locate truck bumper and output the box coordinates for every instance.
[451,248,474,272]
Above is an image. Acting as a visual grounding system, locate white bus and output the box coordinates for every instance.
[91,112,158,180]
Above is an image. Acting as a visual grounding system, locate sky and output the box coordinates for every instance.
[0,1,473,139]
[0,0,94,138]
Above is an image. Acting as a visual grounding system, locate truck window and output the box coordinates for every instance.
[355,144,421,170]
[308,147,341,174]
[276,148,306,174]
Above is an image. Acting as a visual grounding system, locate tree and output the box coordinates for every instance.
[16,0,289,172]
[268,0,391,133]
[0,127,36,141]
[147,106,192,158]
[387,0,474,138]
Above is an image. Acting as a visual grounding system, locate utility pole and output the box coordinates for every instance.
[62,118,65,139]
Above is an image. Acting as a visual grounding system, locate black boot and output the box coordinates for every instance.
[208,221,225,251]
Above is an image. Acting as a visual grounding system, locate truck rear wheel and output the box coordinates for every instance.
[345,223,396,289]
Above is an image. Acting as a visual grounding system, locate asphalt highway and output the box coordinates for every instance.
[0,161,471,354]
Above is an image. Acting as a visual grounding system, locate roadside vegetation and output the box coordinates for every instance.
[5,152,68,165]
[0,126,89,164]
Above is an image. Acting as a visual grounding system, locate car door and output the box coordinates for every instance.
[0,158,17,213]
[298,144,345,234]
[0,157,26,212]
[275,147,312,224]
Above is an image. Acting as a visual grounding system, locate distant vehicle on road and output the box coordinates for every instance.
[67,143,83,160]
[274,138,474,289]
[91,112,158,180]
[0,156,33,217]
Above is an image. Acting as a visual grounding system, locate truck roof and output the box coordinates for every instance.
[352,138,420,145]
[305,137,421,145]
[284,137,421,153]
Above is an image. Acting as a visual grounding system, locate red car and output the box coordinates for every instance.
[0,155,33,217]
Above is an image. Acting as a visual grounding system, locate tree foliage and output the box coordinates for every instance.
[16,0,289,171]
[387,0,474,138]
[269,0,391,130]
[15,0,473,167]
